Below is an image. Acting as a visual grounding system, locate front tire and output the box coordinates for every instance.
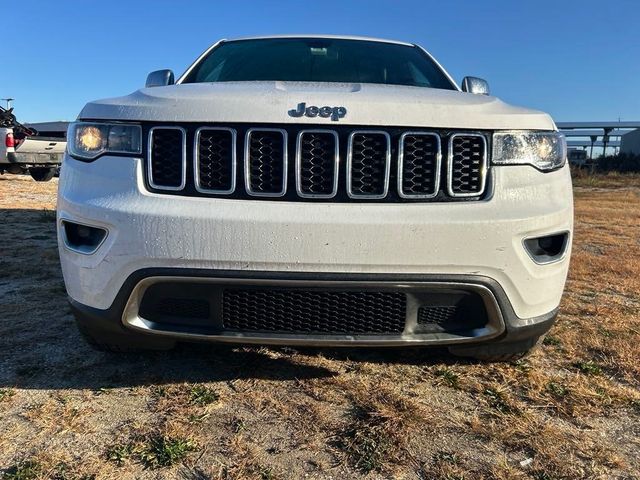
[29,167,56,182]
[76,320,176,353]
[448,335,545,362]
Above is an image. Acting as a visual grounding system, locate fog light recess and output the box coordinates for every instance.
[61,220,107,254]
[523,232,569,264]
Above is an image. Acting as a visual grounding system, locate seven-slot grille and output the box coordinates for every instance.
[146,125,489,202]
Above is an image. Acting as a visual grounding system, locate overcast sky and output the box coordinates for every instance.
[2,0,638,123]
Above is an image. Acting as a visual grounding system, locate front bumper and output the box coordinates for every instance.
[58,154,572,345]
[70,269,558,347]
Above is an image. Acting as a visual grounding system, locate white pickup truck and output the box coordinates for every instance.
[58,35,573,361]
[0,109,67,181]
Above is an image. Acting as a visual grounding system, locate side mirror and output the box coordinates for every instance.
[461,76,490,95]
[145,69,175,88]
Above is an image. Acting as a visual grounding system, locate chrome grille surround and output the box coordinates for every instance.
[244,128,288,197]
[397,131,441,199]
[447,133,488,197]
[194,127,237,194]
[346,130,391,199]
[147,126,187,191]
[144,124,489,202]
[295,130,340,199]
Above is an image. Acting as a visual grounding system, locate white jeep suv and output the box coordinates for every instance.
[57,36,573,361]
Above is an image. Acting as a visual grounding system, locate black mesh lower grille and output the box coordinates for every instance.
[150,128,184,188]
[222,289,407,334]
[450,135,486,195]
[349,132,389,197]
[246,130,286,195]
[196,129,234,192]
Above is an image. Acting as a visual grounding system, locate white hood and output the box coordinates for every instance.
[79,81,555,130]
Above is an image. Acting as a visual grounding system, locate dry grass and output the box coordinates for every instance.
[0,172,638,479]
[571,167,640,189]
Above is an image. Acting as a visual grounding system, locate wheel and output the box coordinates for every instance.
[448,335,545,362]
[29,167,56,182]
[5,164,25,175]
[76,321,175,353]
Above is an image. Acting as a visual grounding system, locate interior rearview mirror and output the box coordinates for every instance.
[461,76,490,95]
[145,69,175,88]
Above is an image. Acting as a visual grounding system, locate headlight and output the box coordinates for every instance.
[67,122,141,160]
[492,131,566,171]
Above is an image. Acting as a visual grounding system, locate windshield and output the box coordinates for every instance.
[181,38,456,90]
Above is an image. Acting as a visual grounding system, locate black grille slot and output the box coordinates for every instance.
[399,133,440,198]
[297,131,338,197]
[348,132,390,198]
[196,128,235,193]
[222,289,406,334]
[246,129,286,196]
[449,134,486,196]
[149,128,184,189]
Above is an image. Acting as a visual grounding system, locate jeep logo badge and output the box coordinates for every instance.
[288,102,347,121]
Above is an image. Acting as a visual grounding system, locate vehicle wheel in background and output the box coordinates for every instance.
[29,167,56,182]
[4,164,26,175]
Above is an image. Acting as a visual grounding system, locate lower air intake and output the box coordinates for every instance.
[417,306,458,326]
[222,289,407,334]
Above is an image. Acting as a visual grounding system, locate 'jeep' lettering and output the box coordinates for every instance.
[288,103,347,121]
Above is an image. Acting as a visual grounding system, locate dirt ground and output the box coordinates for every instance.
[0,172,638,480]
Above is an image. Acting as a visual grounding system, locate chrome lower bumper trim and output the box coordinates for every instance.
[121,275,506,346]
